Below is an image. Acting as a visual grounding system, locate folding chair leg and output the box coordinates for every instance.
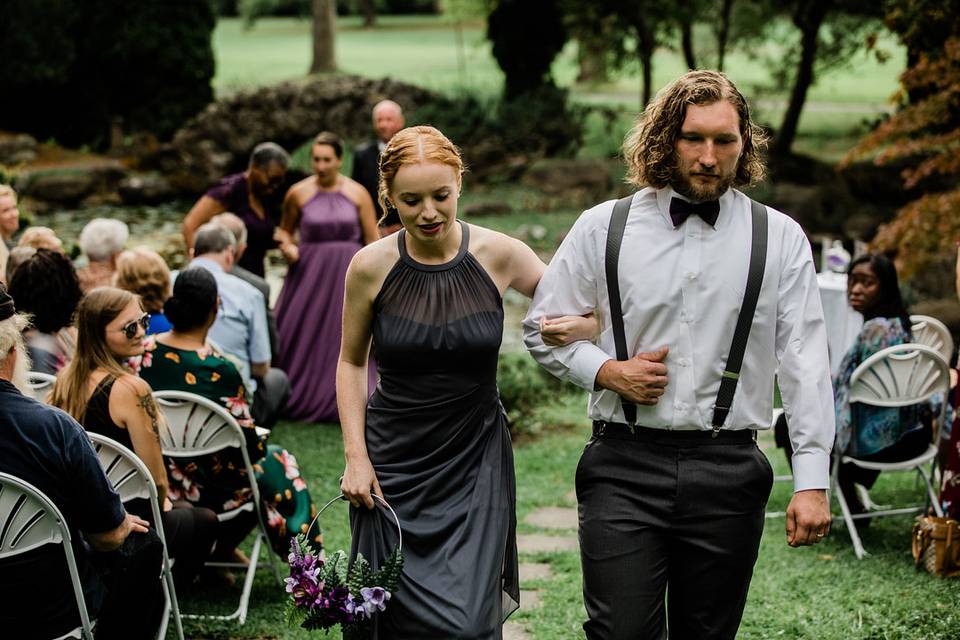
[834,486,867,559]
[237,532,264,625]
[162,551,185,640]
[917,466,944,518]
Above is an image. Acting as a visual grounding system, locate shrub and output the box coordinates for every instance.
[496,352,581,438]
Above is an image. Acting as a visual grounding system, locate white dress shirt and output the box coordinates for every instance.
[522,186,835,492]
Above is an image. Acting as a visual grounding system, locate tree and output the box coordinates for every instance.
[310,0,338,72]
[487,0,567,99]
[769,0,883,156]
[841,2,960,285]
[0,0,215,146]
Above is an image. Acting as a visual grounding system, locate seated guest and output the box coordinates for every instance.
[0,184,20,249]
[182,142,291,278]
[77,218,129,292]
[212,212,279,358]
[5,245,35,281]
[187,222,289,429]
[114,247,173,335]
[138,267,318,556]
[778,254,931,520]
[49,287,218,589]
[7,248,81,374]
[0,284,163,639]
[18,225,65,253]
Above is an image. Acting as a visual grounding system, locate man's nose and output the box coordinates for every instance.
[699,141,716,167]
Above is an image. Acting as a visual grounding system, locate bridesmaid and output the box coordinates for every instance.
[274,132,380,422]
[337,125,595,638]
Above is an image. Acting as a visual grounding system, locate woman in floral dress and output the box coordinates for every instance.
[137,266,320,556]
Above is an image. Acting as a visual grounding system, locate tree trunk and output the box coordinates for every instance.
[773,0,829,156]
[577,35,609,83]
[358,0,376,28]
[309,0,337,73]
[634,16,655,107]
[680,16,696,70]
[716,0,734,71]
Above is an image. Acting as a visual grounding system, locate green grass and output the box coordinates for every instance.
[212,14,904,156]
[182,417,960,639]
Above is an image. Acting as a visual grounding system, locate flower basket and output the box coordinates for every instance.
[284,493,403,635]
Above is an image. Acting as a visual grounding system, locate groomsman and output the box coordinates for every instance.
[524,70,834,639]
[352,99,404,236]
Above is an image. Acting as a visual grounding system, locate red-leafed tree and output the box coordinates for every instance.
[842,2,960,285]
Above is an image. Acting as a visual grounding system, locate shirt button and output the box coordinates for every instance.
[677,358,690,367]
[685,272,698,281]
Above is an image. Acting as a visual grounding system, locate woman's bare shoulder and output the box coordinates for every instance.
[349,234,401,283]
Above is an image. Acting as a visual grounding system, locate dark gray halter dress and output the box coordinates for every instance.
[350,221,519,639]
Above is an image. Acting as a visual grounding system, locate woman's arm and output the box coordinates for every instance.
[354,185,381,246]
[336,251,382,509]
[275,188,303,264]
[112,375,169,506]
[183,196,226,251]
[501,234,600,345]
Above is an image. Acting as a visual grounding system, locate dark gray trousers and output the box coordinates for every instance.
[252,367,290,430]
[576,431,774,640]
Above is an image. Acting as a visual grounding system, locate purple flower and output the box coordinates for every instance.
[360,586,391,614]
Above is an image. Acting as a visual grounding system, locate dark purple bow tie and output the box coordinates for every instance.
[669,197,720,228]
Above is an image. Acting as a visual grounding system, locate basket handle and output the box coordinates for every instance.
[309,493,403,554]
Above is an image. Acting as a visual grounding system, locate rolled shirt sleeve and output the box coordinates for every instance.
[774,225,835,492]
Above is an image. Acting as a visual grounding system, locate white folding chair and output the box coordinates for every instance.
[153,389,281,625]
[26,371,57,403]
[87,433,184,640]
[910,314,954,366]
[834,343,950,559]
[0,472,94,640]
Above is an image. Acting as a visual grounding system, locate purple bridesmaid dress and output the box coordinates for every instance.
[275,190,376,422]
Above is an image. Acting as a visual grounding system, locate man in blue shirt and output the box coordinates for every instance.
[0,285,161,639]
[189,222,290,428]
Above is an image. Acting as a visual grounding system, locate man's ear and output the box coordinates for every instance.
[188,247,195,260]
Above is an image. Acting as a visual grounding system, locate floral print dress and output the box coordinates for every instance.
[137,336,320,555]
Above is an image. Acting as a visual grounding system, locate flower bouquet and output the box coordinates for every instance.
[284,494,403,635]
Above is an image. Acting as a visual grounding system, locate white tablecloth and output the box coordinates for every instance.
[817,272,862,375]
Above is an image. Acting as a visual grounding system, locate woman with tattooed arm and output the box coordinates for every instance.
[50,287,217,588]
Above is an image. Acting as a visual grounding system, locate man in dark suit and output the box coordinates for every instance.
[351,99,405,236]
[212,212,279,360]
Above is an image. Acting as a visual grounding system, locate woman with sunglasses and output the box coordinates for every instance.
[50,287,218,589]
[137,267,321,560]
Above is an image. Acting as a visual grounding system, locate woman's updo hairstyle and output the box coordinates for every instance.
[164,267,218,331]
[376,125,465,221]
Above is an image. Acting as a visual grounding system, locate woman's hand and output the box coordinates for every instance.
[540,313,599,346]
[279,242,300,264]
[341,455,382,510]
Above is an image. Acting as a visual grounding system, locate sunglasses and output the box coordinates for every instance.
[113,314,150,340]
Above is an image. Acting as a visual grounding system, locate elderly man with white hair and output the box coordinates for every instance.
[76,217,129,292]
[351,99,405,236]
[0,283,163,638]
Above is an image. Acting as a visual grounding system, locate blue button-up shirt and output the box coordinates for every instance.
[186,257,271,392]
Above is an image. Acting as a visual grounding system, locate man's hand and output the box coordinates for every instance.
[595,347,669,405]
[785,489,831,547]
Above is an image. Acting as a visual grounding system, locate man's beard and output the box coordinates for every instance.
[671,167,735,202]
[11,343,31,396]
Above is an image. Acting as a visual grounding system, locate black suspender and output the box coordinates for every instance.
[603,194,769,431]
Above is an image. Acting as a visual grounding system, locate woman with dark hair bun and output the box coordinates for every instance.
[7,248,82,373]
[138,267,320,558]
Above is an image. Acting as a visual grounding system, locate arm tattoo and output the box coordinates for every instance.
[137,393,162,443]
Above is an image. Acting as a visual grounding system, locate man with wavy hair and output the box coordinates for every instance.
[524,70,834,639]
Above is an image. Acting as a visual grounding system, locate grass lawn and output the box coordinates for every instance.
[212,15,905,161]
[181,415,960,639]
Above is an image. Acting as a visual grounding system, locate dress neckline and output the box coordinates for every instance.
[398,220,469,272]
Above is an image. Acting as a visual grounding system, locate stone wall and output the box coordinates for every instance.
[164,74,441,193]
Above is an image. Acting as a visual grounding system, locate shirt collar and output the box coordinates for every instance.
[191,256,225,274]
[655,186,735,229]
[0,378,21,395]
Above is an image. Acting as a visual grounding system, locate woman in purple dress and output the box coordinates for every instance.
[275,131,380,422]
